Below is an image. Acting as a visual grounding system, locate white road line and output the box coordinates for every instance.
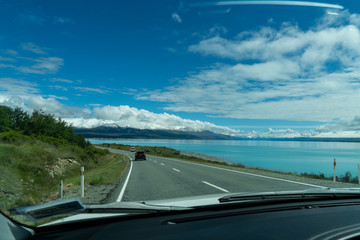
[117,156,133,202]
[160,163,165,166]
[156,156,325,188]
[202,181,229,193]
[172,168,180,172]
[154,160,158,163]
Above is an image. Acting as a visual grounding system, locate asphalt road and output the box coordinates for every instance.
[104,148,325,202]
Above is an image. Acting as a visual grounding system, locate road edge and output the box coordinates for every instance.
[117,155,133,202]
[153,155,326,189]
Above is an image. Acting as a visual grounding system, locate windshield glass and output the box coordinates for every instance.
[1,0,360,225]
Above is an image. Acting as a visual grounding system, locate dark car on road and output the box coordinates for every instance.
[135,151,146,161]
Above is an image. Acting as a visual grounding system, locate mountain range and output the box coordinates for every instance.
[73,126,236,140]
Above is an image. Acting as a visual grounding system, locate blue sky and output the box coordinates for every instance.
[1,0,360,138]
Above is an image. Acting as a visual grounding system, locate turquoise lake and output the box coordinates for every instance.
[89,138,360,177]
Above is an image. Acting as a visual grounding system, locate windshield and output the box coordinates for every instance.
[1,0,360,225]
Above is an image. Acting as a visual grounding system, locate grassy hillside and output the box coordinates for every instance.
[0,139,129,212]
[0,105,130,214]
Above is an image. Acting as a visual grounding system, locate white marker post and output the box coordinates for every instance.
[59,180,63,199]
[80,167,84,197]
[333,158,336,183]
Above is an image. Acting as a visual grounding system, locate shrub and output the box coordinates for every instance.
[0,105,89,149]
[0,130,30,143]
[36,135,68,146]
[339,171,358,183]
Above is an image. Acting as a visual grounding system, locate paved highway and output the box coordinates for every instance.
[105,148,324,202]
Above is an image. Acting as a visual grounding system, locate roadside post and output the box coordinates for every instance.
[358,163,360,185]
[81,167,84,197]
[59,180,63,198]
[333,158,336,183]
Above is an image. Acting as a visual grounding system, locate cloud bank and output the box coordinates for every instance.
[65,105,240,135]
[138,12,360,123]
[0,85,240,135]
[3,90,360,138]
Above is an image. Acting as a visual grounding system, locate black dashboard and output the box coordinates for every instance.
[29,198,360,240]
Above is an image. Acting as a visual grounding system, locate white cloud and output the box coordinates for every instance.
[0,56,15,62]
[245,128,309,139]
[0,94,83,118]
[74,87,110,94]
[89,103,102,107]
[63,105,240,135]
[17,57,64,74]
[316,116,360,133]
[47,95,68,100]
[50,85,68,91]
[0,78,39,95]
[32,57,63,72]
[350,14,360,26]
[21,42,47,55]
[0,78,82,117]
[172,13,182,23]
[5,49,18,56]
[50,78,74,83]
[0,63,15,69]
[139,12,360,122]
[53,17,75,24]
[188,25,360,65]
[0,43,64,75]
[235,127,360,139]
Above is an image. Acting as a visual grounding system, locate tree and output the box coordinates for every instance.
[0,105,89,148]
[0,106,12,132]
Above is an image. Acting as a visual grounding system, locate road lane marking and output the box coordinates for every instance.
[172,168,180,172]
[117,155,133,202]
[202,181,229,193]
[160,163,165,166]
[103,147,325,190]
[154,160,158,163]
[157,156,325,188]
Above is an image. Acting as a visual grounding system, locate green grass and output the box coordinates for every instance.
[66,153,129,186]
[0,140,129,213]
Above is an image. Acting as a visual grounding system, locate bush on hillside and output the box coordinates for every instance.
[0,105,89,148]
[0,130,30,143]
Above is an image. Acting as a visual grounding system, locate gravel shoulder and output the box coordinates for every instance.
[63,184,117,204]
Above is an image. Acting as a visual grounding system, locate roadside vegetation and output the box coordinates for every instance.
[100,143,359,184]
[0,105,129,214]
[0,105,89,147]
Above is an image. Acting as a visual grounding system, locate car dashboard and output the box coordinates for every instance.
[24,197,360,240]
